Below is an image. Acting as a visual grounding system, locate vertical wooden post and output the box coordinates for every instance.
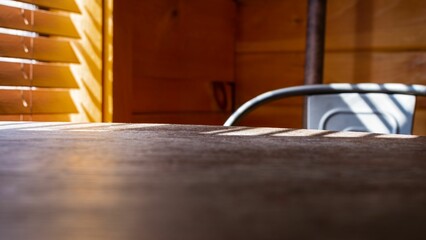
[304,0,327,85]
[112,0,134,122]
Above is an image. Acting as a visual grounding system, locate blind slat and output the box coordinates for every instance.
[0,5,79,38]
[0,33,79,62]
[0,61,78,88]
[15,0,80,13]
[0,89,78,114]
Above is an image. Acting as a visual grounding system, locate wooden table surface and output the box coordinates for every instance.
[0,122,425,240]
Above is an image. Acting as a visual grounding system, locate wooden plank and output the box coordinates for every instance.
[17,0,81,13]
[413,108,426,135]
[326,0,426,51]
[114,0,236,122]
[0,33,79,63]
[236,51,426,104]
[238,51,426,90]
[324,51,426,85]
[132,112,231,125]
[133,78,234,113]
[237,0,426,52]
[112,0,134,122]
[0,89,78,114]
[132,0,235,81]
[237,0,307,53]
[103,0,113,122]
[0,61,78,88]
[0,5,79,38]
[236,52,304,105]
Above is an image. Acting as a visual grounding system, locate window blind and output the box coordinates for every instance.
[0,0,103,122]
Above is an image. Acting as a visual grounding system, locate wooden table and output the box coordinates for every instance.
[0,122,425,240]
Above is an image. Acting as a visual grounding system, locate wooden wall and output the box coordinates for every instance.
[236,0,426,135]
[113,0,426,134]
[113,0,236,124]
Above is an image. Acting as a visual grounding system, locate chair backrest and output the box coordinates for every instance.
[224,84,426,135]
[306,93,416,134]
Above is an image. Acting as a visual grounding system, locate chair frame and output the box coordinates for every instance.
[224,83,426,127]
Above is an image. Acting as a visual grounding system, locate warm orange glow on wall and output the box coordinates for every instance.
[103,0,113,122]
[69,0,103,122]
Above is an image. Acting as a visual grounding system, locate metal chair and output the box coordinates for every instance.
[224,83,426,134]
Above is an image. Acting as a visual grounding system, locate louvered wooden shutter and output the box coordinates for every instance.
[0,0,103,122]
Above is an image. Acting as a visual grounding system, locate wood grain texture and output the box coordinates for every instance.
[326,0,426,51]
[413,108,426,135]
[236,52,426,104]
[237,0,307,53]
[133,78,234,113]
[132,0,235,81]
[112,0,134,122]
[236,52,305,105]
[113,0,236,122]
[237,0,426,52]
[324,51,426,85]
[0,123,425,240]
